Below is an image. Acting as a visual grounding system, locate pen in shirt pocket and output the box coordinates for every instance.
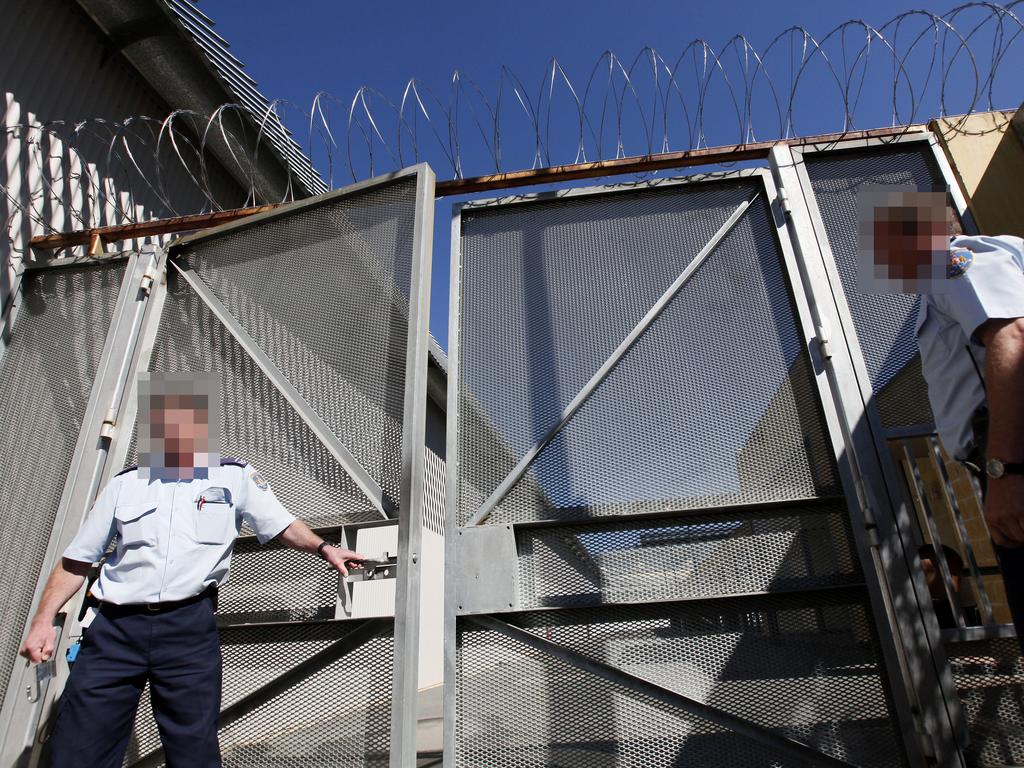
[195,486,232,511]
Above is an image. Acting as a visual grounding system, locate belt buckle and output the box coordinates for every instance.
[145,602,160,613]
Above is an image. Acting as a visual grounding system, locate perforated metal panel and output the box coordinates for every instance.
[0,262,124,706]
[803,144,947,430]
[516,502,860,609]
[177,176,419,510]
[456,593,902,768]
[945,637,1024,768]
[141,269,380,527]
[458,180,839,526]
[124,622,394,767]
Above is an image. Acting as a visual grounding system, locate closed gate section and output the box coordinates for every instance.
[0,261,125,713]
[449,172,909,766]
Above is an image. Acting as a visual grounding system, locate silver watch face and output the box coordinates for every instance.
[986,458,1006,479]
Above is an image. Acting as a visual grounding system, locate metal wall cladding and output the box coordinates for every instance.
[175,176,420,511]
[0,262,124,707]
[803,145,947,430]
[141,267,380,527]
[457,180,839,526]
[123,622,394,767]
[457,593,903,768]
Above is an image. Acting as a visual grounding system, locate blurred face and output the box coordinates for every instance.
[149,394,209,468]
[872,205,951,281]
[858,188,958,294]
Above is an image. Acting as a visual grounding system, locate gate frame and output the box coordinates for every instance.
[443,166,941,766]
[0,247,165,767]
[771,131,982,762]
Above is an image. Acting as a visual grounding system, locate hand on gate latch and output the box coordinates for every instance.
[336,552,399,619]
[344,552,398,583]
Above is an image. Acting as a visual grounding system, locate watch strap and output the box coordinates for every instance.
[316,541,332,559]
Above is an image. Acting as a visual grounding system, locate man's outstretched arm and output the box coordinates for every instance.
[979,316,1024,546]
[19,558,93,664]
[277,519,365,577]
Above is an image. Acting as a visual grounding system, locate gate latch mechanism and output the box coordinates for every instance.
[346,553,398,582]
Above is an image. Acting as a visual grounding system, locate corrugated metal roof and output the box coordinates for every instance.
[162,0,329,196]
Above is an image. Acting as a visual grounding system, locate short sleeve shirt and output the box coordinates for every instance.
[64,460,295,604]
[915,235,1024,460]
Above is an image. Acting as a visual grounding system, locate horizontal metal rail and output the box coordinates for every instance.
[467,614,859,768]
[28,127,925,252]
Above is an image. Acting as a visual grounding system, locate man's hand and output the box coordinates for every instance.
[322,546,365,578]
[20,619,57,664]
[985,476,1024,547]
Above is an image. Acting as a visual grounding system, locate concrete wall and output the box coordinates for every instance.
[932,108,1024,239]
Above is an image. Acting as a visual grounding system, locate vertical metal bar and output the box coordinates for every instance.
[901,443,967,628]
[926,436,996,625]
[442,202,463,767]
[0,251,155,766]
[389,164,435,768]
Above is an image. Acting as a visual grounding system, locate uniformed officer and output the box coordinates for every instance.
[19,373,365,768]
[867,191,1024,636]
[916,229,1024,636]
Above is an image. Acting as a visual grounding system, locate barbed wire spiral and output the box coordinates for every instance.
[3,1,1022,254]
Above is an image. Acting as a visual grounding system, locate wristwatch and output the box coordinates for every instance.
[985,458,1024,479]
[316,541,335,560]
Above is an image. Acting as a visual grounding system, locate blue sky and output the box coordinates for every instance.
[201,1,1022,346]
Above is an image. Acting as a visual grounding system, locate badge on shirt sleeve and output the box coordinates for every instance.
[249,469,269,491]
[947,247,973,278]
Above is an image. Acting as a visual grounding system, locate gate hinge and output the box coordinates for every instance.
[777,184,792,217]
[815,324,833,360]
[99,408,117,440]
[139,264,159,296]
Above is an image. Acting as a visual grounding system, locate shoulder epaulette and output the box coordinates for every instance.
[114,464,138,477]
[220,457,248,468]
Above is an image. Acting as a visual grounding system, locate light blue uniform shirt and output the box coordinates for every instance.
[916,234,1024,460]
[64,460,295,604]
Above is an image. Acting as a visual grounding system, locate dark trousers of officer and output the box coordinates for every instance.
[46,596,222,768]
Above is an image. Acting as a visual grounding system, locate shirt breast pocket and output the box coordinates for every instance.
[113,504,159,548]
[195,504,237,545]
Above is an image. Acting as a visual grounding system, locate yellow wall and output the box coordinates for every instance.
[932,108,1024,238]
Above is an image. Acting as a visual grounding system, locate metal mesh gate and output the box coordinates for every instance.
[794,137,1024,767]
[116,167,434,767]
[448,172,910,766]
[0,262,125,713]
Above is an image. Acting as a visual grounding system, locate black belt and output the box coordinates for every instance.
[99,586,217,617]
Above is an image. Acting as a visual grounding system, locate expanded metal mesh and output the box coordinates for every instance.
[143,269,380,527]
[945,637,1024,768]
[457,592,904,768]
[458,181,839,525]
[516,502,862,609]
[803,144,947,430]
[215,531,342,624]
[176,176,420,511]
[0,262,123,705]
[124,621,393,767]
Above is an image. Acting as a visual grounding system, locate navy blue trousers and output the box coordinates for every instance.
[47,596,222,768]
